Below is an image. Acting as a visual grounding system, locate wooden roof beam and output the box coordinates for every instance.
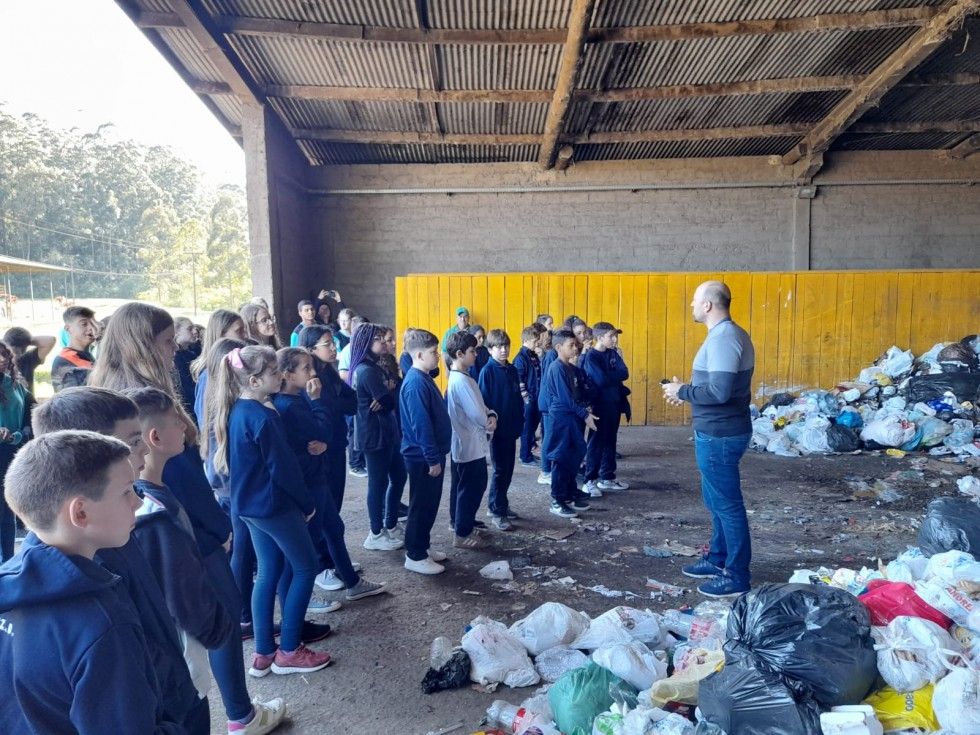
[948,132,980,159]
[291,119,978,146]
[539,0,596,168]
[782,0,980,166]
[138,6,938,45]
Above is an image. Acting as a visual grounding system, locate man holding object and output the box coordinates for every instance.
[663,281,755,598]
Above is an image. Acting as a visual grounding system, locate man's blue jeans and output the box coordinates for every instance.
[694,430,752,586]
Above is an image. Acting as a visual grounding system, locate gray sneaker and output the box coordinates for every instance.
[345,578,386,601]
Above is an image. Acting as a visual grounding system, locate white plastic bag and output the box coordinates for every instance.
[571,607,667,651]
[879,347,914,379]
[480,560,514,581]
[884,547,929,584]
[873,616,958,692]
[914,580,980,630]
[766,432,800,457]
[933,652,980,734]
[534,645,589,682]
[958,476,980,500]
[510,602,591,655]
[925,550,980,586]
[860,416,916,448]
[592,642,668,691]
[462,623,540,688]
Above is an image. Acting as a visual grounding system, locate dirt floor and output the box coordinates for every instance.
[208,425,977,734]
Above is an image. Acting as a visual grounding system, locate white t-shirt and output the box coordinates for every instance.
[446,369,493,463]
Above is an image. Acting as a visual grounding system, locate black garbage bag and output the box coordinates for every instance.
[761,392,797,412]
[938,342,979,373]
[917,496,980,556]
[907,373,980,404]
[695,658,822,735]
[725,584,878,708]
[421,649,471,694]
[826,424,860,453]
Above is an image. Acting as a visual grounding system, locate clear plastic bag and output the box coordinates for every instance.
[462,623,540,688]
[536,646,590,683]
[873,616,958,692]
[511,602,592,656]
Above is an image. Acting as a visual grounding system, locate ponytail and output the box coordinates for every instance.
[211,344,275,474]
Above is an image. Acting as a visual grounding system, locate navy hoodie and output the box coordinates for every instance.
[315,362,356,453]
[541,359,591,465]
[399,366,451,465]
[0,535,184,734]
[228,398,314,518]
[399,351,440,380]
[162,443,232,557]
[353,357,399,452]
[580,347,630,408]
[537,348,559,413]
[513,346,541,402]
[272,391,331,485]
[479,359,525,441]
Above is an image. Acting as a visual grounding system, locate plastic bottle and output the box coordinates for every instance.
[486,701,558,734]
[486,701,520,729]
[429,636,452,669]
[662,609,693,638]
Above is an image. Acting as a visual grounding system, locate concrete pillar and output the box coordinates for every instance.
[242,101,281,314]
[791,186,816,270]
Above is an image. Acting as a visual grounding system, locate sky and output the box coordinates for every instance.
[0,0,245,185]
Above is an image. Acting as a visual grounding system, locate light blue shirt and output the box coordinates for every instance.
[446,369,493,463]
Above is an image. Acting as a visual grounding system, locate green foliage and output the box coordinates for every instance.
[0,105,250,308]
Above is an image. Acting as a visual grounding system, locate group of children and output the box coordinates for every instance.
[0,294,633,734]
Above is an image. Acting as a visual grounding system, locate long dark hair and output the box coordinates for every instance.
[299,325,334,373]
[0,342,25,405]
[346,322,382,386]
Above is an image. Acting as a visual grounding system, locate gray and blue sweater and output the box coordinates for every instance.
[679,319,755,437]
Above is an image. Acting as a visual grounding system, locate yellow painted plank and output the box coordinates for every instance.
[645,274,668,425]
[471,276,488,336]
[504,274,524,344]
[548,274,564,322]
[665,275,692,425]
[747,273,769,399]
[724,272,752,328]
[394,277,408,351]
[523,275,534,331]
[775,274,795,393]
[833,273,854,386]
[812,272,839,390]
[562,277,576,323]
[487,275,506,338]
[459,278,473,325]
[627,275,648,425]
[574,274,590,322]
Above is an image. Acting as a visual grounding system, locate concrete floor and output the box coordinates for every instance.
[207,425,974,734]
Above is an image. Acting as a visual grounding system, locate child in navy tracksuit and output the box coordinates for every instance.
[399,329,452,575]
[580,322,631,496]
[542,329,597,519]
[513,325,543,467]
[274,348,385,605]
[537,344,559,483]
[478,329,524,530]
[216,345,332,677]
[127,387,236,733]
[0,432,184,734]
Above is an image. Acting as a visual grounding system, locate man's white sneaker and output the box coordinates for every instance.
[537,472,552,485]
[315,569,345,592]
[405,556,445,575]
[584,480,603,498]
[363,529,404,551]
[598,479,629,491]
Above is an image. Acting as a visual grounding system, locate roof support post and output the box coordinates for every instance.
[538,0,596,169]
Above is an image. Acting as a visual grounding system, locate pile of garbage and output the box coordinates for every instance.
[425,492,980,735]
[750,338,980,458]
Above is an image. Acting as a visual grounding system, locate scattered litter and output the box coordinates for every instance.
[642,546,672,559]
[479,561,514,581]
[540,527,577,541]
[643,541,700,558]
[645,579,689,598]
[439,603,453,612]
[958,475,980,499]
[462,590,482,596]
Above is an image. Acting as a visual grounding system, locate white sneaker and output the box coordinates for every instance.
[537,472,552,485]
[386,522,405,540]
[233,697,287,734]
[315,569,345,592]
[584,480,603,498]
[351,561,362,573]
[598,479,629,491]
[307,598,342,614]
[363,529,404,551]
[405,556,445,575]
[428,549,448,562]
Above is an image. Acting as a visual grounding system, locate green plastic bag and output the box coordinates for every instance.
[549,662,636,735]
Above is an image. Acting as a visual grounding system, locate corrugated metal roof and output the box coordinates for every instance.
[298,140,538,164]
[573,137,801,161]
[439,101,549,134]
[592,0,947,28]
[134,0,175,12]
[229,34,430,87]
[860,83,980,122]
[209,92,245,126]
[269,97,430,131]
[427,0,573,29]
[439,44,562,89]
[202,0,419,27]
[833,131,970,150]
[910,16,980,75]
[578,27,917,89]
[157,28,226,83]
[566,91,847,134]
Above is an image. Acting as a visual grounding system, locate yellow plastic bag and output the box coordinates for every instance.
[864,684,939,732]
[649,647,724,706]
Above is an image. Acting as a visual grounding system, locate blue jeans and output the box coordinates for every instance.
[201,548,252,721]
[384,452,408,530]
[219,496,255,625]
[243,511,319,654]
[304,478,359,587]
[520,401,541,463]
[694,430,752,586]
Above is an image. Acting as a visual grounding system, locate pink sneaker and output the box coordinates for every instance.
[248,651,276,678]
[271,644,332,675]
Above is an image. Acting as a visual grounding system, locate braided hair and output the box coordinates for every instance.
[345,322,382,386]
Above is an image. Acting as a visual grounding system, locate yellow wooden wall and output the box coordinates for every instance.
[395,271,980,426]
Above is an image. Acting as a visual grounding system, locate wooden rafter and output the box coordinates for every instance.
[948,132,980,159]
[539,0,596,168]
[255,73,977,104]
[291,119,978,146]
[414,0,444,137]
[782,0,980,166]
[137,6,939,45]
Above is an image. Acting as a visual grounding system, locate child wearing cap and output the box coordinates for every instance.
[580,322,630,496]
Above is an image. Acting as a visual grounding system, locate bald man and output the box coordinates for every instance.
[663,281,755,598]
